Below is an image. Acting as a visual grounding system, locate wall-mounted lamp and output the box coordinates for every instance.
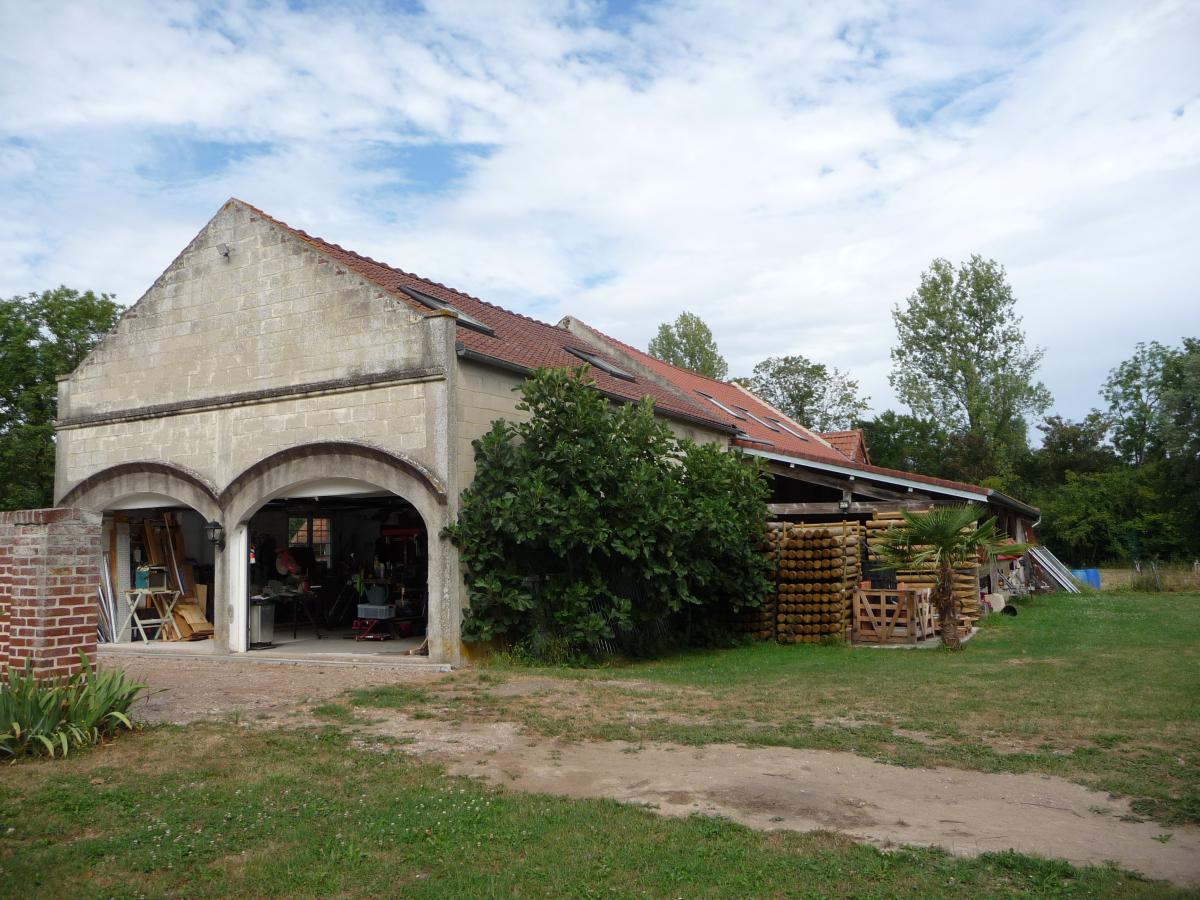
[838,498,851,513]
[217,243,231,259]
[205,519,226,550]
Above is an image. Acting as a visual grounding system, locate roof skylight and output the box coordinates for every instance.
[767,417,810,440]
[399,286,494,335]
[565,347,637,382]
[695,390,746,420]
[733,405,780,432]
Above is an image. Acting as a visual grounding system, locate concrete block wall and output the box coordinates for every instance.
[55,199,450,497]
[59,201,437,418]
[0,508,101,679]
[454,361,531,489]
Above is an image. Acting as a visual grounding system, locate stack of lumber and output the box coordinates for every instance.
[733,531,780,640]
[864,511,980,627]
[142,513,214,641]
[773,522,862,644]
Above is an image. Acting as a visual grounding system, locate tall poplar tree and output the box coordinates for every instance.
[890,256,1050,482]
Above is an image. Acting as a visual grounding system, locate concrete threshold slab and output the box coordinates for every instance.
[97,645,453,671]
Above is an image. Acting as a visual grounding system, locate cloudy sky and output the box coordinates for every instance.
[1,0,1197,425]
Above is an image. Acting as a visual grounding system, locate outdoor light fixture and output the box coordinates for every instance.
[205,519,225,549]
[217,243,230,258]
[838,498,851,513]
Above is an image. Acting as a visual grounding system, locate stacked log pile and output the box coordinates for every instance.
[735,531,780,640]
[864,511,981,626]
[738,522,862,644]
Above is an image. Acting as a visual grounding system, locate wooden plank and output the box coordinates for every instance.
[768,501,934,516]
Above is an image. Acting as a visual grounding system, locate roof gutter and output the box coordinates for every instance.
[741,447,988,503]
[455,346,737,434]
[985,489,1040,519]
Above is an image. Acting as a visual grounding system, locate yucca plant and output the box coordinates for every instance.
[0,654,143,759]
[873,504,1026,650]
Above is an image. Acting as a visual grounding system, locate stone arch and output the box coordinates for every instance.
[220,440,446,526]
[218,440,458,663]
[59,461,221,521]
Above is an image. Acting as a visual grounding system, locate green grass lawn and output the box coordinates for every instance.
[0,724,1177,898]
[351,593,1200,825]
[3,592,1197,897]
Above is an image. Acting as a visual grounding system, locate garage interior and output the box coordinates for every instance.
[98,505,217,646]
[95,488,429,657]
[245,491,429,655]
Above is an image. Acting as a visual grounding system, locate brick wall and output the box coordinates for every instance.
[0,507,101,679]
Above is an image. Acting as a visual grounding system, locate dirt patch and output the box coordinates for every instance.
[486,677,568,698]
[102,657,446,725]
[363,715,1200,887]
[106,659,1200,886]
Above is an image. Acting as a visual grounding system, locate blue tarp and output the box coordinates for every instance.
[1070,568,1101,589]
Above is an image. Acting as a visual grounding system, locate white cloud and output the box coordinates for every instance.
[0,0,1197,424]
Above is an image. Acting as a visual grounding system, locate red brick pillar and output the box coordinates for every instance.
[0,508,101,679]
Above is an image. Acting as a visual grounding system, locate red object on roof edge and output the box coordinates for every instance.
[819,429,871,464]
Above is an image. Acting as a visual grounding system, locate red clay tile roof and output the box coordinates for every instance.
[561,318,852,464]
[819,429,871,464]
[230,200,731,431]
[562,320,1010,499]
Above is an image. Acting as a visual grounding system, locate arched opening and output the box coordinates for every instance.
[241,477,430,656]
[220,442,452,659]
[61,464,222,648]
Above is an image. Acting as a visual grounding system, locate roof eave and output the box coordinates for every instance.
[985,489,1040,519]
[741,447,989,503]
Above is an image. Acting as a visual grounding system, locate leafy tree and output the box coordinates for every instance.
[739,355,869,431]
[873,505,1022,650]
[1016,414,1116,493]
[890,256,1051,482]
[1102,341,1173,466]
[856,411,949,475]
[648,311,729,380]
[1033,465,1185,566]
[0,288,122,510]
[447,366,771,662]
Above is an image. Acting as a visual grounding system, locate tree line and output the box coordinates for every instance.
[3,276,1195,566]
[648,258,1199,566]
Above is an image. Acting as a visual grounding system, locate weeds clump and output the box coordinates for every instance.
[0,654,143,759]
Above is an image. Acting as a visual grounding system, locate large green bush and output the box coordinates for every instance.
[447,367,772,661]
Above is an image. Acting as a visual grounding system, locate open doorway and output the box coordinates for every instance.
[245,490,428,656]
[98,505,216,647]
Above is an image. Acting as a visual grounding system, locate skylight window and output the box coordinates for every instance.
[399,286,494,336]
[733,405,780,432]
[565,347,637,381]
[695,390,746,420]
[767,417,810,440]
[735,431,773,446]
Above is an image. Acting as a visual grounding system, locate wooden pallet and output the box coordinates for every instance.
[853,588,936,645]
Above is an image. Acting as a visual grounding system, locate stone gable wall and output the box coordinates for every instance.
[55,201,452,499]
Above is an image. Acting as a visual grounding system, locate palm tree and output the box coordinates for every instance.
[873,504,1025,650]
